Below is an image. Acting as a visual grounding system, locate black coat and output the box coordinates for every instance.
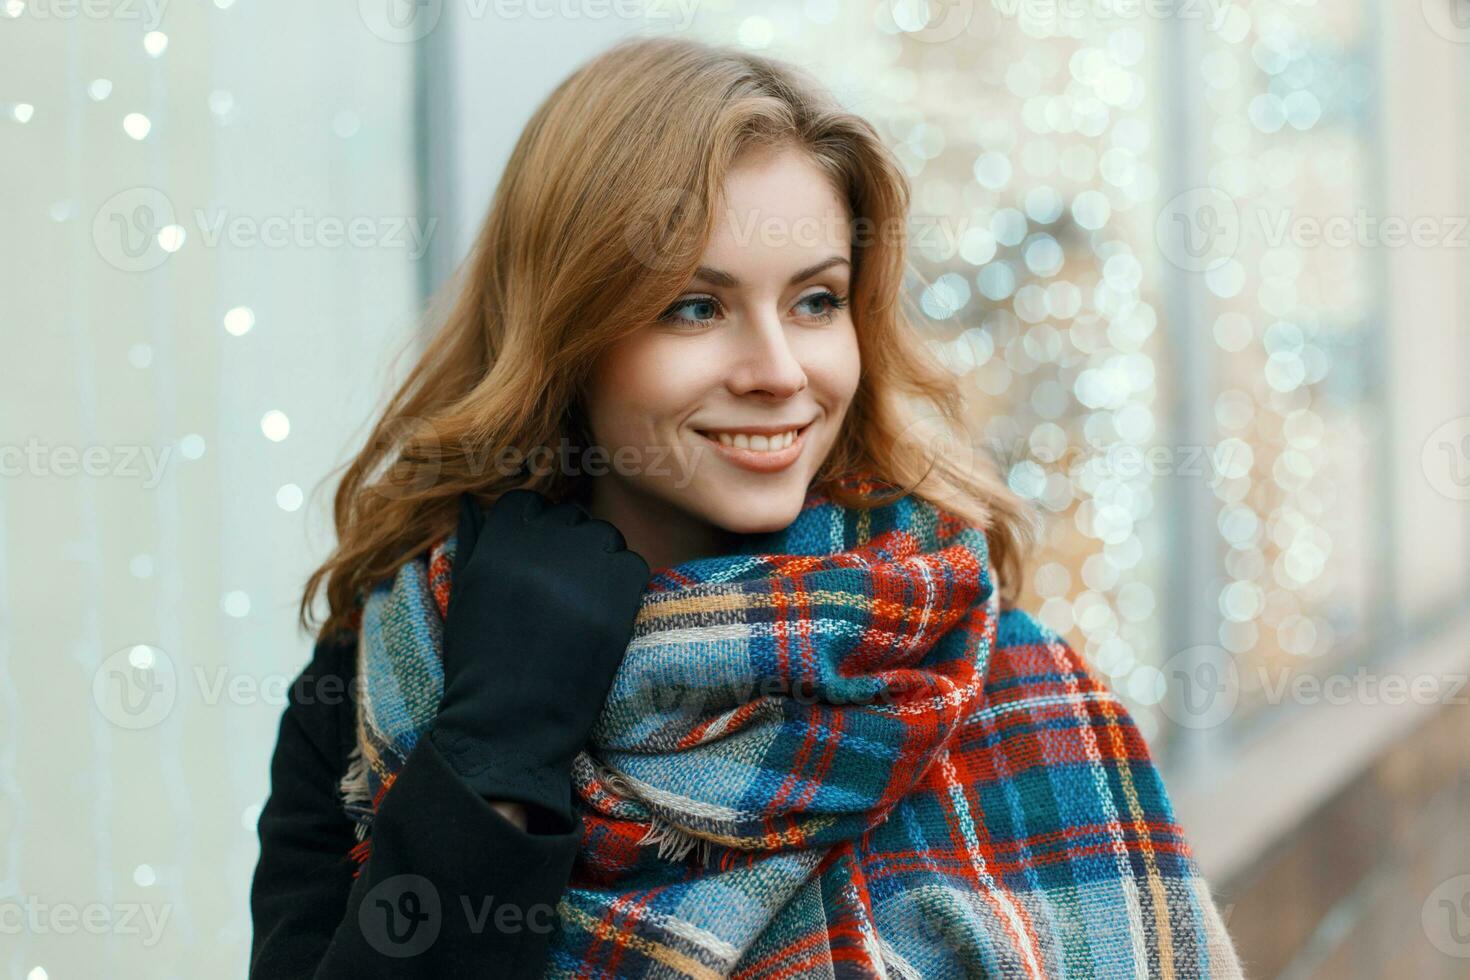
[248,632,581,977]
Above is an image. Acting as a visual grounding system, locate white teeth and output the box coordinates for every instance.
[710,429,799,452]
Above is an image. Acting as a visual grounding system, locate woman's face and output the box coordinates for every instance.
[582,144,861,555]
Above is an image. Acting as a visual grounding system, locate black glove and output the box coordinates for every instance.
[428,488,651,831]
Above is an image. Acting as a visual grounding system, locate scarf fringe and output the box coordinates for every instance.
[636,813,715,866]
[344,740,713,864]
[340,741,373,842]
[600,762,716,866]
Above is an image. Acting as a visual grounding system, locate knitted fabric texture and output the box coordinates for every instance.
[340,476,1242,978]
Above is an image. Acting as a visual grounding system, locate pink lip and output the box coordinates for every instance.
[693,422,811,474]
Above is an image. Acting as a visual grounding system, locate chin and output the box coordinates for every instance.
[693,477,810,535]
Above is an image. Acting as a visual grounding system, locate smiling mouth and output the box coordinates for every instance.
[693,422,813,453]
[689,421,815,474]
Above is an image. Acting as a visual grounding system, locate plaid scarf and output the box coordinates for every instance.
[341,476,1241,978]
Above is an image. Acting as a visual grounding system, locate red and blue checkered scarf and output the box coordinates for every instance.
[342,475,1241,978]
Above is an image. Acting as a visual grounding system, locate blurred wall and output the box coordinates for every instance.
[1,5,421,977]
[1184,5,1470,976]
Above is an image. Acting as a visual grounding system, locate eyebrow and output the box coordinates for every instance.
[691,256,850,289]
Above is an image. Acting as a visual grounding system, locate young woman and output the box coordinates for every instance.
[250,35,1242,979]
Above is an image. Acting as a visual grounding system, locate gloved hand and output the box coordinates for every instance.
[429,488,651,830]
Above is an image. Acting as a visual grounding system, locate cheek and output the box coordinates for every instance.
[586,337,709,439]
[803,324,861,404]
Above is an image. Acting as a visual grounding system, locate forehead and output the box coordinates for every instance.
[702,145,852,272]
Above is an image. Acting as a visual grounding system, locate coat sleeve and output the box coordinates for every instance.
[248,633,583,978]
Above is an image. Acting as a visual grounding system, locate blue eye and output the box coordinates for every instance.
[656,290,850,328]
[658,296,722,327]
[796,290,849,321]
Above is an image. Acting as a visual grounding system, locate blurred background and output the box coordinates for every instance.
[3,1,1469,977]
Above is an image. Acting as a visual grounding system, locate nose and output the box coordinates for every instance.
[726,310,808,399]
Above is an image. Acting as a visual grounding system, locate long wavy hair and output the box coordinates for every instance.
[300,35,1040,641]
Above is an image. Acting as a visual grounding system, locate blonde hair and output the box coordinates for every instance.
[300,35,1039,640]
